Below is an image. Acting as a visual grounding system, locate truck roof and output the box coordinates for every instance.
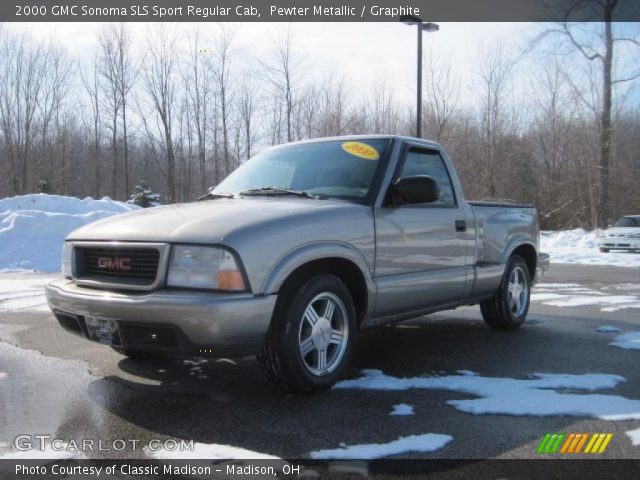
[268,134,444,151]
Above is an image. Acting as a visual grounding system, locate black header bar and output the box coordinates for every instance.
[4,0,640,22]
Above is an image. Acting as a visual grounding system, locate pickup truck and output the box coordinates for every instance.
[46,135,549,392]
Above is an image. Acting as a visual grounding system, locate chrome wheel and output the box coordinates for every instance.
[298,292,349,377]
[507,265,529,317]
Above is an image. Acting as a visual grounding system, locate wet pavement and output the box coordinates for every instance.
[0,264,639,460]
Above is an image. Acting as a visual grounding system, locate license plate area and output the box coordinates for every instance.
[84,316,122,347]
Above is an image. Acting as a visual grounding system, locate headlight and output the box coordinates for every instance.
[628,233,640,239]
[61,242,73,278]
[167,245,246,291]
[596,232,605,238]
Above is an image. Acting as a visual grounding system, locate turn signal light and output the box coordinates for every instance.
[216,270,246,291]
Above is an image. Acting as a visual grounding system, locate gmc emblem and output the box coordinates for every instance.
[97,257,131,271]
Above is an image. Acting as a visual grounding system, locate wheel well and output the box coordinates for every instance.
[278,258,368,327]
[512,244,537,280]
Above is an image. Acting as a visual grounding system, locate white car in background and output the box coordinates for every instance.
[597,215,640,253]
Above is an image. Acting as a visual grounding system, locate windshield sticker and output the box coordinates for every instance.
[341,141,379,160]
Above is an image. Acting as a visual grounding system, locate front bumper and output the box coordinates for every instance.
[597,239,640,250]
[45,278,276,357]
[535,252,550,283]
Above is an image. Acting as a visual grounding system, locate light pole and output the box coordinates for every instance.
[400,15,439,139]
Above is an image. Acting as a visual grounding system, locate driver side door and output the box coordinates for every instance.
[373,146,472,318]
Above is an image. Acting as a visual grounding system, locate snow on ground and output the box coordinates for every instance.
[146,442,280,460]
[0,276,52,313]
[336,369,640,420]
[533,283,640,312]
[389,404,414,416]
[310,434,452,460]
[611,332,640,351]
[597,325,622,333]
[626,428,640,446]
[541,229,640,267]
[0,194,138,272]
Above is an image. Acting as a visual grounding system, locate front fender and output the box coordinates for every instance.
[260,242,376,322]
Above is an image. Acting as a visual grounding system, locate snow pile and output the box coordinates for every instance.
[0,276,52,312]
[0,194,139,272]
[541,229,640,267]
[389,404,414,416]
[611,332,640,351]
[336,369,640,420]
[310,434,452,459]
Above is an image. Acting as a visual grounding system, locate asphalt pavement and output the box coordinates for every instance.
[0,263,639,461]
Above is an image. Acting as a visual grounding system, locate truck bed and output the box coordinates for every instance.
[468,200,535,209]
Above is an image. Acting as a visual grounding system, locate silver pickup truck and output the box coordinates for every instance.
[46,135,549,392]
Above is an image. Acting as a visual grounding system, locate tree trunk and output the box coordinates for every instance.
[597,12,614,228]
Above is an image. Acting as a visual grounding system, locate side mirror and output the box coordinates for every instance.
[391,175,440,205]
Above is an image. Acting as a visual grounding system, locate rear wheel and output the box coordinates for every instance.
[258,274,356,392]
[599,247,610,253]
[481,255,530,329]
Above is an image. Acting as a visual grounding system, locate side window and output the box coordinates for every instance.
[398,149,456,206]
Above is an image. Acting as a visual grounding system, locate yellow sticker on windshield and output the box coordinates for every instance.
[341,141,379,160]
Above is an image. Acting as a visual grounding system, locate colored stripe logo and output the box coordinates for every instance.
[537,433,612,454]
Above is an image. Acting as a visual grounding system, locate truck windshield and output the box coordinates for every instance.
[212,139,389,201]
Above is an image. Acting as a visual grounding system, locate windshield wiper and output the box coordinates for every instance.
[197,191,235,201]
[239,187,325,199]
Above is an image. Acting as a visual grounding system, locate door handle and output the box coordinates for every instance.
[455,220,467,232]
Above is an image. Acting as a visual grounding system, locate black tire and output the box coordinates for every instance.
[599,248,610,253]
[258,274,356,393]
[110,346,159,360]
[480,255,531,329]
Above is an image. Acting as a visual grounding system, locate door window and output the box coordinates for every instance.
[398,149,456,206]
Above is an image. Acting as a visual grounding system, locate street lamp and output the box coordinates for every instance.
[400,15,439,139]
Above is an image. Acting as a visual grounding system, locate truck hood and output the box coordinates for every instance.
[67,197,358,244]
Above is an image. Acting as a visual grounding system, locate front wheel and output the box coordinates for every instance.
[599,247,610,253]
[480,255,531,329]
[258,274,356,392]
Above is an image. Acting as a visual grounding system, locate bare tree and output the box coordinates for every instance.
[535,2,640,226]
[423,47,461,142]
[39,43,72,191]
[0,32,48,194]
[259,27,304,143]
[238,73,259,160]
[98,27,122,198]
[474,42,514,198]
[365,78,402,134]
[182,28,214,191]
[141,25,179,203]
[81,57,103,198]
[213,26,236,178]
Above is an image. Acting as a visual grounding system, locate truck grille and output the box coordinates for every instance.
[75,246,161,287]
